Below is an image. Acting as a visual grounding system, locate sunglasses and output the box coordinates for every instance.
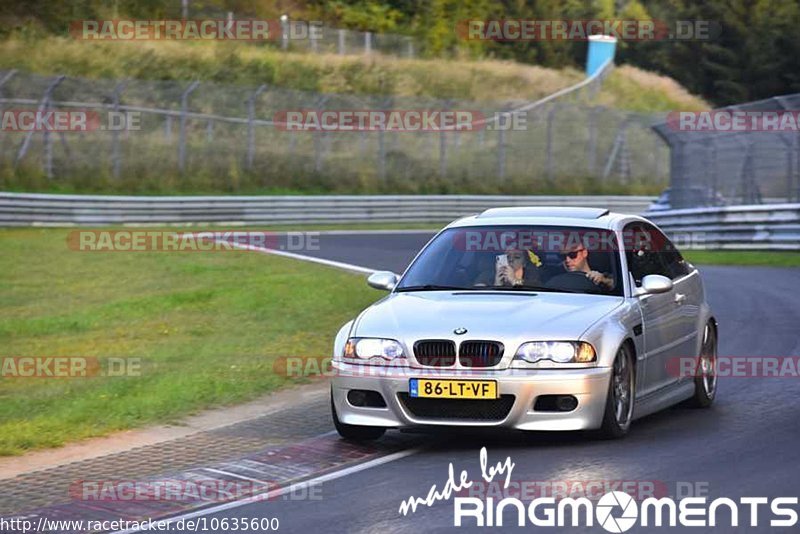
[561,249,585,260]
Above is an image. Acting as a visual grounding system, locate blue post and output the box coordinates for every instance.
[586,35,617,76]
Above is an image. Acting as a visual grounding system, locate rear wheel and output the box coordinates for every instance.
[331,391,385,441]
[597,344,635,439]
[686,322,717,408]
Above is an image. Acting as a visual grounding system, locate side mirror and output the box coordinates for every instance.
[635,274,673,296]
[367,271,399,291]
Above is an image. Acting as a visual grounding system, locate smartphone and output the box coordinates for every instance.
[495,254,508,268]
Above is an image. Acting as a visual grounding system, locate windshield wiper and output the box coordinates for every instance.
[395,284,470,292]
[488,284,584,294]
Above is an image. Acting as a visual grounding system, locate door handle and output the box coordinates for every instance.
[674,293,686,304]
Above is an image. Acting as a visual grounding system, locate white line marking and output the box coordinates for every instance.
[201,468,270,486]
[225,241,379,274]
[109,447,421,534]
[180,232,381,275]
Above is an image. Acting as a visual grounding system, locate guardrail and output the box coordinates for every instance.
[0,193,653,226]
[646,204,800,250]
[3,193,797,250]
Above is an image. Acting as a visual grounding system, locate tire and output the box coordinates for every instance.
[597,344,635,439]
[685,322,717,408]
[331,391,385,441]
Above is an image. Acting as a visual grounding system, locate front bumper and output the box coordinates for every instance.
[331,363,611,431]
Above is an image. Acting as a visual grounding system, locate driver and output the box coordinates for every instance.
[561,243,615,290]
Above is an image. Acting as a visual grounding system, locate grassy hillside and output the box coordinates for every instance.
[0,36,707,111]
[0,36,705,195]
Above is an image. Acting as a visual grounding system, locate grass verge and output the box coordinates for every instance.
[0,227,380,456]
[684,250,800,268]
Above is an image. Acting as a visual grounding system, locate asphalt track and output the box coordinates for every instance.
[169,233,800,533]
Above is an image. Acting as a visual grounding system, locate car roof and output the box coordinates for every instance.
[445,206,638,230]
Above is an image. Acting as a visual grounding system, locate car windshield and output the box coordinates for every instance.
[396,225,624,296]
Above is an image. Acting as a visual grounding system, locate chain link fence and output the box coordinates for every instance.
[278,25,417,57]
[653,94,800,209]
[0,65,669,195]
[126,1,420,59]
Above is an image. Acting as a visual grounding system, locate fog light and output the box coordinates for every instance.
[347,389,387,408]
[534,395,578,412]
[556,395,578,411]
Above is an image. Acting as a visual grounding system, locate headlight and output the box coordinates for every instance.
[514,341,596,364]
[343,337,405,362]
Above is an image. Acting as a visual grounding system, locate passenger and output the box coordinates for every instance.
[495,248,542,287]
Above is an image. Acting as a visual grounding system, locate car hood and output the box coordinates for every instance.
[353,290,623,354]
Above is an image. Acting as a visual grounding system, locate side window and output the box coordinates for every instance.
[623,223,670,285]
[645,224,691,280]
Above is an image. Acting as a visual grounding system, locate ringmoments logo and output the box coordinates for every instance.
[397,448,800,530]
[595,491,638,532]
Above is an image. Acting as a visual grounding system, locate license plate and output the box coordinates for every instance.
[409,378,497,399]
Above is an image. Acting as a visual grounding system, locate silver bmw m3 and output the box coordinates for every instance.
[330,207,718,440]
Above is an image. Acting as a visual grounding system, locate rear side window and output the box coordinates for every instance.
[624,222,692,283]
[623,223,670,284]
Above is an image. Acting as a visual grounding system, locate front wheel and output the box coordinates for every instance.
[331,391,385,441]
[597,344,635,439]
[686,322,717,408]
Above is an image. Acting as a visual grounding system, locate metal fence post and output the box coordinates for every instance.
[794,135,800,201]
[497,110,507,180]
[439,101,451,179]
[338,29,345,55]
[739,138,761,204]
[0,69,16,116]
[0,70,17,155]
[247,84,267,170]
[14,75,65,171]
[178,81,199,174]
[365,32,372,55]
[545,105,558,183]
[314,95,329,173]
[43,99,54,178]
[111,81,128,179]
[602,118,632,183]
[165,115,172,142]
[377,97,391,181]
[310,29,318,53]
[706,138,717,199]
[587,107,598,176]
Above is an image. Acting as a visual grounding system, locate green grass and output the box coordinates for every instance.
[0,227,382,456]
[684,250,800,268]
